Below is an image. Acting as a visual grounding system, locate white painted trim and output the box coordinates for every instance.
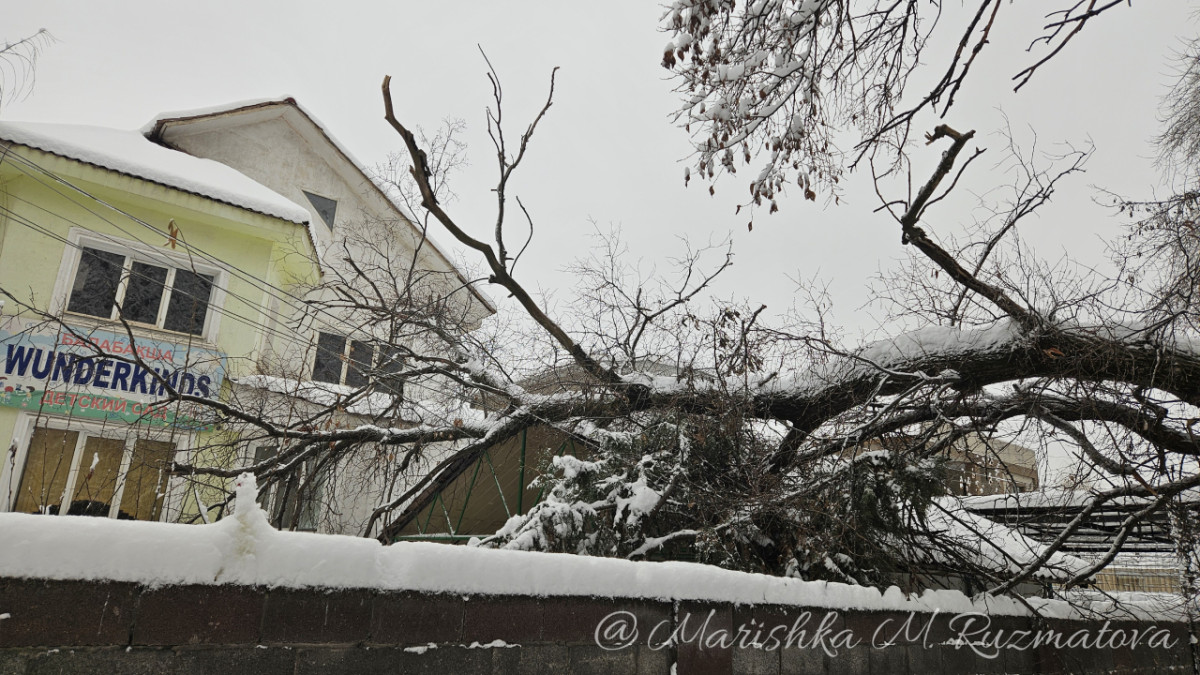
[108,437,135,519]
[1,412,37,511]
[57,430,88,515]
[51,227,230,344]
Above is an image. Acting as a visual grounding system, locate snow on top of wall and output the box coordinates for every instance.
[0,474,1178,620]
[0,121,311,225]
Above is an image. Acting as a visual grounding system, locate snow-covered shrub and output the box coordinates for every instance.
[477,410,950,589]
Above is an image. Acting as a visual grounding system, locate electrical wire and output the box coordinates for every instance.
[0,203,322,351]
[0,148,518,418]
[0,148,385,340]
[0,137,574,528]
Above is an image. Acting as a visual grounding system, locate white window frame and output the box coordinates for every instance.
[309,330,404,397]
[50,228,228,344]
[311,330,368,387]
[0,411,193,520]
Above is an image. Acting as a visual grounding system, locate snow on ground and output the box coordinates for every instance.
[0,121,310,225]
[0,474,1183,621]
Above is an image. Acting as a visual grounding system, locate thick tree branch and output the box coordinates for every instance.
[897,126,1040,330]
[382,75,639,402]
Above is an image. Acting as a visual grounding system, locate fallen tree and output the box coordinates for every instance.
[8,3,1199,601]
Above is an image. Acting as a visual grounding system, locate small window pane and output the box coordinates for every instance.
[252,445,278,465]
[121,439,175,521]
[67,248,124,318]
[251,445,279,509]
[273,473,300,529]
[163,270,214,335]
[312,332,346,384]
[377,346,405,398]
[303,191,337,230]
[14,428,79,514]
[122,262,168,324]
[296,461,326,532]
[346,340,372,388]
[70,436,126,518]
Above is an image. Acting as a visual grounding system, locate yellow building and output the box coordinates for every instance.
[0,99,492,532]
[0,114,319,522]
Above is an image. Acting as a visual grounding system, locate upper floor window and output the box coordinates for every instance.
[67,246,214,337]
[302,191,337,231]
[311,331,404,397]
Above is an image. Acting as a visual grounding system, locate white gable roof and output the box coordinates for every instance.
[144,97,496,315]
[0,121,310,225]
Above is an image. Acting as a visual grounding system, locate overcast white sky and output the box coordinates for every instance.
[3,2,1197,339]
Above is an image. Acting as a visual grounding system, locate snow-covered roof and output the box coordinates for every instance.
[960,487,1200,511]
[144,97,496,314]
[0,121,311,225]
[924,497,1092,582]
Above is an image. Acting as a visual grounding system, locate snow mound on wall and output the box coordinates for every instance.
[0,474,1179,620]
[0,121,311,225]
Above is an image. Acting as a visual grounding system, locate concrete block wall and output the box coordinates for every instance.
[0,577,1195,674]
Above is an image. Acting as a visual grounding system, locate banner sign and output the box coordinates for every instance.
[0,315,226,428]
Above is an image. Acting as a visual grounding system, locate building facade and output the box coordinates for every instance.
[0,99,490,533]
[0,117,318,523]
[941,434,1039,496]
[145,99,493,535]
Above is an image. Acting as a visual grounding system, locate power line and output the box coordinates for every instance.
[1,151,317,311]
[0,203,317,351]
[0,148,367,338]
[0,193,503,426]
[0,136,565,533]
[1,207,503,434]
[1,144,494,378]
[0,143,532,432]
